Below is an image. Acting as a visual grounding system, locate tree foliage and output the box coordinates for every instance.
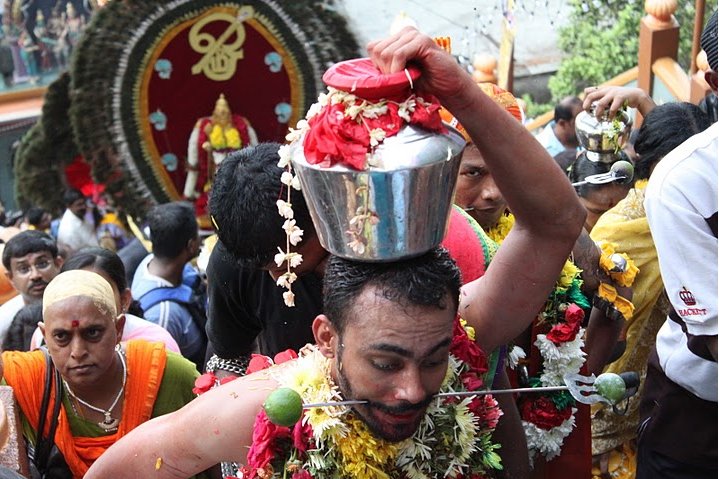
[547,0,710,101]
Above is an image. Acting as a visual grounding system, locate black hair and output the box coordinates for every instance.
[61,246,144,317]
[701,10,717,72]
[25,207,47,227]
[209,143,314,268]
[554,96,582,122]
[2,230,58,270]
[2,303,42,352]
[146,202,198,259]
[63,188,84,207]
[553,149,576,173]
[568,151,632,198]
[633,102,710,180]
[322,247,462,334]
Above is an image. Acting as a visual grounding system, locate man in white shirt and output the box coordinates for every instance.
[0,230,63,345]
[56,188,99,255]
[638,11,718,479]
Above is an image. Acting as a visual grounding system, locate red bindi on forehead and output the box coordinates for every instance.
[71,320,79,328]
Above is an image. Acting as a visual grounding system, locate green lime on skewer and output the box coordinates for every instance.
[263,387,303,427]
[594,373,626,404]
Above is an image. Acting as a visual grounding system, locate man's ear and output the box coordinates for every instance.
[4,269,12,282]
[312,315,338,359]
[705,70,718,92]
[54,255,64,269]
[38,321,46,340]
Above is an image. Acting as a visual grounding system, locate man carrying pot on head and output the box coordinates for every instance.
[86,27,584,478]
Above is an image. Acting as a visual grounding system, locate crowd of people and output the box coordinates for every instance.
[0,11,716,479]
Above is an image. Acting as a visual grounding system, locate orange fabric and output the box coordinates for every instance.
[3,340,167,478]
[440,82,523,142]
[0,245,19,305]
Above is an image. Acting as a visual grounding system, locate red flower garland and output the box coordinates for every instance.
[303,93,446,170]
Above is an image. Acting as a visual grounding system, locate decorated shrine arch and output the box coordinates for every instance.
[15,0,360,221]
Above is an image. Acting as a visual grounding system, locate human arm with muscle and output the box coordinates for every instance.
[368,28,586,354]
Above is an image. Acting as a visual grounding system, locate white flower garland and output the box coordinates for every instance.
[511,327,586,464]
[275,87,434,305]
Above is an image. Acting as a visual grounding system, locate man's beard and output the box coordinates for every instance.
[335,354,433,443]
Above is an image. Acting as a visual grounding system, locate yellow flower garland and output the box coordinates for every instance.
[597,242,639,287]
[596,282,635,320]
[336,417,399,479]
[486,212,515,244]
[209,123,242,150]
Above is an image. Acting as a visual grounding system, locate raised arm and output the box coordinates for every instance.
[369,28,586,353]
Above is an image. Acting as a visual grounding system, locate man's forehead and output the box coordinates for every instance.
[345,286,454,331]
[11,251,54,264]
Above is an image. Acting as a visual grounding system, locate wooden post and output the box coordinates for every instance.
[637,0,680,127]
[690,0,706,75]
[472,54,498,84]
[690,50,713,103]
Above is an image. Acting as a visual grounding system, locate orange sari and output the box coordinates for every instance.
[2,340,167,478]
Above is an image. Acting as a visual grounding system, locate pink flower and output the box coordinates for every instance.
[470,395,502,429]
[246,411,291,470]
[291,470,313,479]
[460,371,485,391]
[246,354,273,374]
[192,372,216,395]
[274,349,299,364]
[292,415,313,454]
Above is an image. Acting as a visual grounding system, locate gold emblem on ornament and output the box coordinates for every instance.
[189,7,253,81]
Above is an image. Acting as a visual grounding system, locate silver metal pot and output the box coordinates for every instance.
[575,105,632,163]
[291,124,466,261]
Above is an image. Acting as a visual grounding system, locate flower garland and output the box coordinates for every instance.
[274,87,446,304]
[490,213,590,463]
[236,319,503,479]
[485,212,515,245]
[594,241,638,323]
[209,123,242,150]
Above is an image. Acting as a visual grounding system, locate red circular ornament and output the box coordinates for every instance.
[322,58,421,100]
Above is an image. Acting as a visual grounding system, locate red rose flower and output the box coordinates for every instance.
[292,415,314,454]
[546,303,585,344]
[192,372,216,395]
[520,396,573,430]
[246,354,273,375]
[274,349,299,364]
[450,322,488,374]
[247,411,291,470]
